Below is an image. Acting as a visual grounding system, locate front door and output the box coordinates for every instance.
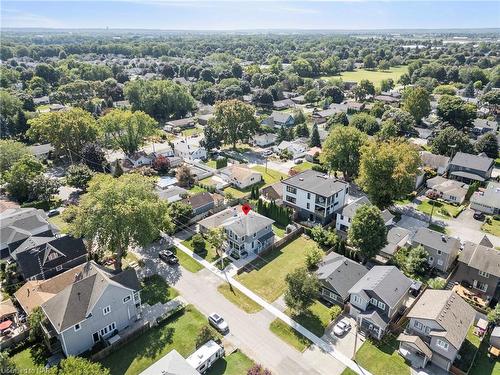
[92,332,99,343]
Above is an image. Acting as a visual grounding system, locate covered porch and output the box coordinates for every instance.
[397,333,432,369]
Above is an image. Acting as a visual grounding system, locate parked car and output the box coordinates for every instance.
[159,250,179,265]
[473,211,485,220]
[262,149,273,156]
[47,209,60,217]
[208,313,229,334]
[293,159,303,165]
[333,318,352,336]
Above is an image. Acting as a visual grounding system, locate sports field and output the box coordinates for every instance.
[324,66,408,88]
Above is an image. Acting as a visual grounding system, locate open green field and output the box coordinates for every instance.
[217,283,263,313]
[324,66,408,88]
[284,300,332,337]
[235,236,311,302]
[100,306,207,375]
[251,165,287,186]
[223,186,249,199]
[469,332,500,375]
[11,345,48,373]
[207,350,255,375]
[291,161,315,173]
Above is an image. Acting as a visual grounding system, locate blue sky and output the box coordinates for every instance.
[2,1,499,30]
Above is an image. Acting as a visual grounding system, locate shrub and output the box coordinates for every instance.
[330,305,342,321]
[191,234,206,253]
[428,277,446,289]
[305,244,322,270]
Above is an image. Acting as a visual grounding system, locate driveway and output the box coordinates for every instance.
[322,315,365,360]
[135,244,347,375]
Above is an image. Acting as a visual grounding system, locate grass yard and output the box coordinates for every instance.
[11,344,49,373]
[416,199,464,219]
[469,332,500,375]
[291,161,315,172]
[482,216,500,237]
[217,283,263,313]
[100,306,207,375]
[235,236,312,302]
[182,237,220,262]
[188,185,208,195]
[174,247,204,273]
[269,318,311,351]
[181,126,203,137]
[455,326,482,372]
[204,159,218,169]
[199,177,218,186]
[324,66,408,88]
[140,274,179,306]
[347,335,410,375]
[286,300,332,337]
[48,214,69,233]
[207,350,255,375]
[251,165,287,186]
[223,186,250,199]
[272,224,286,238]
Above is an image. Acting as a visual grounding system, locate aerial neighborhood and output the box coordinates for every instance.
[0,10,499,375]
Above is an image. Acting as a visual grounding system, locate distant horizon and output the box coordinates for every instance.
[2,1,499,31]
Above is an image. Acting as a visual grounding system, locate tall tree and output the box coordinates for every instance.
[381,108,416,134]
[0,139,29,174]
[176,164,195,188]
[430,127,473,156]
[309,123,321,147]
[99,109,157,154]
[213,99,258,149]
[320,126,367,181]
[58,357,110,375]
[70,174,172,271]
[65,164,94,190]
[350,113,379,135]
[0,90,24,138]
[4,154,44,203]
[402,86,431,124]
[348,204,387,262]
[81,142,107,172]
[475,132,499,159]
[27,108,99,160]
[437,95,476,130]
[357,140,421,208]
[284,267,320,314]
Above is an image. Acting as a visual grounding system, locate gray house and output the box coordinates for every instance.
[411,228,460,273]
[40,261,141,356]
[470,181,500,215]
[448,152,494,184]
[316,252,368,306]
[398,290,475,371]
[348,266,412,340]
[181,192,214,216]
[456,239,500,300]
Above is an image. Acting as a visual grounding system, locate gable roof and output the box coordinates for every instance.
[222,165,261,182]
[471,181,500,210]
[420,151,450,170]
[349,266,412,308]
[459,241,500,277]
[316,252,368,300]
[450,152,494,172]
[41,262,140,333]
[1,208,54,250]
[407,290,475,350]
[181,192,214,210]
[222,210,274,238]
[412,228,461,255]
[282,170,348,197]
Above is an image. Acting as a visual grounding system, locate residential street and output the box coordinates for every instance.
[135,244,347,375]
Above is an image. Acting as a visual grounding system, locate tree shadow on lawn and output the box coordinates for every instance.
[374,335,399,356]
[30,342,51,367]
[241,247,285,273]
[290,310,326,337]
[206,357,228,375]
[140,274,177,305]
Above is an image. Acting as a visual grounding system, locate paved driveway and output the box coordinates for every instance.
[322,315,365,360]
[135,244,347,375]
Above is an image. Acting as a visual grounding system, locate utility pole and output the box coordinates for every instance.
[353,321,358,360]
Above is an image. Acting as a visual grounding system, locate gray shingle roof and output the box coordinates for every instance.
[316,252,368,300]
[348,266,412,308]
[407,290,475,350]
[450,152,494,172]
[282,170,348,197]
[223,211,274,238]
[459,241,500,277]
[412,228,461,255]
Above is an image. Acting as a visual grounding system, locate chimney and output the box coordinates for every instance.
[441,235,447,242]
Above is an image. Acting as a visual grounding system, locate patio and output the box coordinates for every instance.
[452,284,489,309]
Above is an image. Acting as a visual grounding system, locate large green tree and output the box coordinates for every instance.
[402,86,431,124]
[27,108,99,159]
[124,79,196,122]
[430,127,473,156]
[350,113,379,135]
[475,132,498,159]
[348,204,387,262]
[381,108,416,134]
[58,357,110,375]
[357,140,421,208]
[4,154,44,203]
[437,95,476,130]
[213,99,258,149]
[99,109,157,154]
[284,267,320,313]
[0,90,24,138]
[0,139,29,174]
[70,174,173,271]
[320,126,367,181]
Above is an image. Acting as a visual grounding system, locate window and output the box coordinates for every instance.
[478,271,490,278]
[378,301,386,310]
[425,327,431,334]
[103,306,111,316]
[47,252,59,261]
[74,323,81,332]
[429,256,434,263]
[55,265,63,271]
[436,339,449,350]
[123,296,131,303]
[286,195,296,204]
[413,320,423,330]
[286,186,297,194]
[307,193,311,199]
[306,203,310,209]
[370,298,377,306]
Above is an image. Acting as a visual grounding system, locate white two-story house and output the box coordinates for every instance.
[173,139,207,161]
[282,170,349,225]
[336,196,394,232]
[398,290,475,371]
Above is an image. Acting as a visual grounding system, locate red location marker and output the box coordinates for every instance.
[241,203,251,215]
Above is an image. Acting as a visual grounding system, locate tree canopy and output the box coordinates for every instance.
[213,99,258,149]
[348,204,387,262]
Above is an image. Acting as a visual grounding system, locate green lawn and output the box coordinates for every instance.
[217,283,263,313]
[204,159,217,169]
[469,332,500,375]
[235,236,311,302]
[48,214,69,233]
[290,161,315,172]
[482,217,500,237]
[324,66,408,88]
[455,326,482,372]
[181,126,203,137]
[199,177,219,186]
[416,199,464,219]
[251,166,287,186]
[174,247,204,273]
[100,306,208,375]
[140,274,179,306]
[188,185,208,195]
[223,186,249,199]
[182,237,220,262]
[269,318,311,351]
[347,335,410,375]
[207,350,255,375]
[286,300,332,337]
[11,344,49,373]
[272,224,286,238]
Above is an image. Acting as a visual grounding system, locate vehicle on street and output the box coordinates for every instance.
[293,159,303,165]
[208,313,229,334]
[159,250,179,265]
[47,209,60,217]
[473,211,485,221]
[262,149,273,156]
[333,318,352,336]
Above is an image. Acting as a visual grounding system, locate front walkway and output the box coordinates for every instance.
[172,237,372,375]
